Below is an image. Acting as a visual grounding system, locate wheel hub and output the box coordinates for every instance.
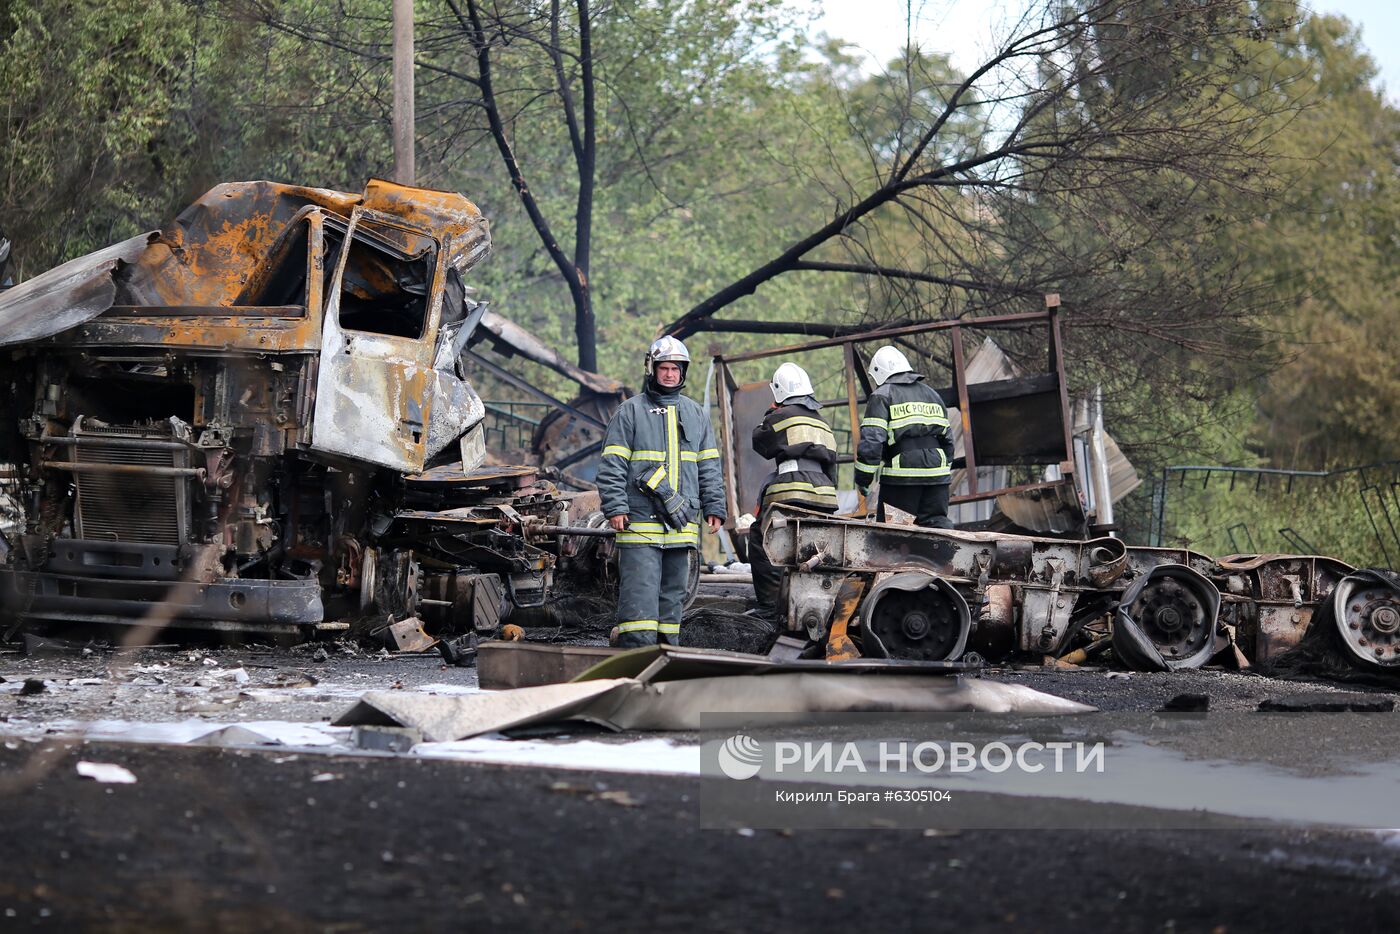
[1332,574,1400,668]
[1153,606,1184,633]
[861,575,971,662]
[901,612,931,640]
[1371,605,1399,634]
[1127,575,1211,660]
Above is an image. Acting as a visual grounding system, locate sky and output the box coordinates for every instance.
[812,1,1400,102]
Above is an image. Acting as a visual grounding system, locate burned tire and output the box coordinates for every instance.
[859,572,971,661]
[1332,570,1400,669]
[1113,564,1220,671]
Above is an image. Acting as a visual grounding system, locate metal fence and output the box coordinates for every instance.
[1149,461,1400,567]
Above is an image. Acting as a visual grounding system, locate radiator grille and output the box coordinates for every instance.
[72,423,189,546]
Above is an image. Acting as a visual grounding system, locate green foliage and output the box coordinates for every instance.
[1238,13,1400,467]
[430,1,874,384]
[0,0,196,274]
[1160,464,1400,568]
[3,0,1397,559]
[0,0,391,276]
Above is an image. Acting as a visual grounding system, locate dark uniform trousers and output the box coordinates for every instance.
[880,483,953,529]
[616,546,692,647]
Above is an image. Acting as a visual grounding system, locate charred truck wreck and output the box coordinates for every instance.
[0,180,593,642]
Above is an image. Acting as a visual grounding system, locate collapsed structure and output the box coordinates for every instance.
[0,181,606,643]
[707,311,1399,674]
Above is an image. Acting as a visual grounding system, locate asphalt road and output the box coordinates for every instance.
[2,741,1398,933]
[5,584,1400,933]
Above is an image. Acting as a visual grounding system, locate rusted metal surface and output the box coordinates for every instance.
[824,576,865,661]
[761,504,1395,674]
[762,504,1206,667]
[1212,554,1354,662]
[0,180,601,642]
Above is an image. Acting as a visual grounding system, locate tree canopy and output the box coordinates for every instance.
[2,0,1397,550]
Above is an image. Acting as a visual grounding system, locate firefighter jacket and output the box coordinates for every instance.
[751,396,839,512]
[598,387,727,548]
[854,372,953,488]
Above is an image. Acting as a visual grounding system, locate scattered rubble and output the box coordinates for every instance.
[1257,694,1395,713]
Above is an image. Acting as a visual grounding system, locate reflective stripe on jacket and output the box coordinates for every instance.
[597,388,727,548]
[854,373,953,487]
[752,397,839,512]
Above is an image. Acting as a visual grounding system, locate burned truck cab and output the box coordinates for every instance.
[0,180,567,640]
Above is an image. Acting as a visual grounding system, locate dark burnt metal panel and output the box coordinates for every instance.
[730,380,778,518]
[70,422,191,546]
[0,570,323,625]
[0,234,155,347]
[41,541,182,581]
[841,343,863,509]
[715,360,742,525]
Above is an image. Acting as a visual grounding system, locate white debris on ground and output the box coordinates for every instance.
[75,761,137,784]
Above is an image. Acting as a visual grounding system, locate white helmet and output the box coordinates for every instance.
[645,336,691,391]
[868,345,914,387]
[770,362,814,404]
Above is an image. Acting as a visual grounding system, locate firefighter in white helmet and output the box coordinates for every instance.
[855,346,955,528]
[596,336,727,647]
[748,362,840,619]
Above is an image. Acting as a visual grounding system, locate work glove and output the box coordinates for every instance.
[635,466,697,531]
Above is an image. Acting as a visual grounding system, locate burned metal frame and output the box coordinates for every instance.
[761,503,1400,673]
[462,349,607,430]
[711,303,1077,526]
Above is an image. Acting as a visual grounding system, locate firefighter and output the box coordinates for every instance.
[854,346,955,528]
[749,362,839,617]
[597,336,727,648]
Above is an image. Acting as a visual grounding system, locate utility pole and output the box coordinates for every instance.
[392,0,415,185]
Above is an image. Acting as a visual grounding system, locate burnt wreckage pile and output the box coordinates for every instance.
[1,180,1394,677]
[761,505,1400,674]
[697,311,1399,677]
[0,180,608,643]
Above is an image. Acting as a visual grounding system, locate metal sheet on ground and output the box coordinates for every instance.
[333,672,1093,741]
[571,644,978,683]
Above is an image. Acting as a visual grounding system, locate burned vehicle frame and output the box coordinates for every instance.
[761,504,1400,673]
[711,301,1123,538]
[715,307,1400,674]
[0,180,577,642]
